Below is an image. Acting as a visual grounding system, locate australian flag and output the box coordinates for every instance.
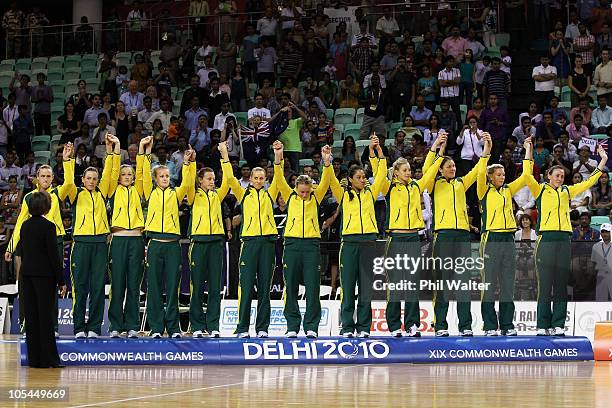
[239,110,289,166]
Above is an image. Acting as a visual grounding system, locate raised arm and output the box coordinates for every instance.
[369,135,388,198]
[135,136,152,197]
[99,134,118,198]
[271,141,292,201]
[314,145,333,202]
[142,141,153,201]
[568,144,607,198]
[418,133,447,193]
[175,147,197,202]
[219,141,245,201]
[422,132,446,173]
[57,143,76,201]
[521,137,542,197]
[508,136,534,195]
[477,134,492,200]
[369,143,391,195]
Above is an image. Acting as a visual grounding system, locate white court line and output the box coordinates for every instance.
[67,364,366,408]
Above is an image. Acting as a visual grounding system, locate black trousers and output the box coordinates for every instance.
[34,113,51,136]
[22,275,61,368]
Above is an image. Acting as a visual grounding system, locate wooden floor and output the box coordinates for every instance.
[1,335,611,408]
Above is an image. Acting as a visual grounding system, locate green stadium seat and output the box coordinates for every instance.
[32,135,51,152]
[64,55,81,69]
[344,123,361,140]
[591,215,609,230]
[561,86,571,103]
[81,54,98,62]
[355,108,365,124]
[388,122,403,136]
[333,123,344,141]
[47,56,64,70]
[50,83,65,95]
[248,83,258,99]
[326,108,334,121]
[47,70,63,83]
[30,61,46,71]
[460,104,468,123]
[34,150,51,165]
[299,159,314,168]
[496,33,510,47]
[355,139,370,156]
[235,112,248,126]
[15,58,31,71]
[80,59,98,72]
[1,59,15,67]
[0,64,13,73]
[334,108,356,125]
[591,134,608,140]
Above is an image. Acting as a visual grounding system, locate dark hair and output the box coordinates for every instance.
[197,167,215,178]
[97,112,108,121]
[342,136,356,155]
[28,191,52,216]
[491,57,502,63]
[518,213,532,228]
[346,165,365,201]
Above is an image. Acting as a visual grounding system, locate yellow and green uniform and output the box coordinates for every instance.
[424,154,489,332]
[186,165,230,334]
[142,154,196,335]
[107,154,146,334]
[66,154,118,335]
[272,160,332,335]
[372,152,442,332]
[330,156,387,335]
[524,159,602,329]
[222,160,279,335]
[476,158,529,332]
[9,159,75,331]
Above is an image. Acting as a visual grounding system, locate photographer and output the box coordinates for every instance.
[388,56,415,123]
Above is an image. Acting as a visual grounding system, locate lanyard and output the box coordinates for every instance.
[604,243,611,264]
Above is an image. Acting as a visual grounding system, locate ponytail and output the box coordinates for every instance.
[346,164,364,201]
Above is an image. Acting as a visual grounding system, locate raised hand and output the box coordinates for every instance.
[598,144,608,164]
[370,132,380,148]
[63,142,73,161]
[321,145,332,165]
[140,135,153,147]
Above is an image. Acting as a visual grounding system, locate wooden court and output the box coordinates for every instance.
[1,334,611,408]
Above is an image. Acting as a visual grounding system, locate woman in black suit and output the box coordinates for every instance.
[20,191,66,368]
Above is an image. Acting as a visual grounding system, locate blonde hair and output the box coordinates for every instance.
[389,157,410,181]
[251,166,266,177]
[486,164,504,181]
[152,164,169,178]
[83,166,99,178]
[296,174,313,187]
[36,164,53,175]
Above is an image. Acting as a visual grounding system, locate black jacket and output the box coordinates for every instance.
[19,216,65,285]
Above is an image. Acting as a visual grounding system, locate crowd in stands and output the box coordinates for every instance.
[2,1,612,290]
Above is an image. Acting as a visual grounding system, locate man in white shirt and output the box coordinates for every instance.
[127,1,147,51]
[512,116,536,147]
[351,20,378,50]
[197,55,219,88]
[573,146,599,181]
[2,93,18,131]
[247,94,271,119]
[238,164,251,189]
[184,96,207,132]
[438,55,462,123]
[257,7,278,40]
[145,98,173,131]
[83,94,109,135]
[137,96,156,123]
[532,55,557,111]
[362,62,387,89]
[280,1,303,32]
[592,94,612,133]
[593,48,612,104]
[592,223,612,301]
[514,185,535,219]
[376,7,399,56]
[195,37,215,68]
[0,151,21,191]
[119,80,145,112]
[564,11,582,41]
[213,102,236,131]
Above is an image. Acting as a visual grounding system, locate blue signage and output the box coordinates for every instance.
[20,336,594,366]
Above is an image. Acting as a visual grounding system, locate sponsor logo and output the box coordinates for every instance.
[242,340,390,361]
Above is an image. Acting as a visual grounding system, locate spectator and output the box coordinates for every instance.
[247,93,271,120]
[57,102,81,144]
[514,186,536,220]
[113,101,133,149]
[152,145,178,186]
[329,32,349,80]
[515,214,537,241]
[26,7,48,58]
[456,116,484,175]
[532,136,550,168]
[474,55,492,101]
[31,73,53,136]
[519,101,544,126]
[441,25,468,61]
[415,65,437,113]
[359,74,387,140]
[483,57,511,109]
[189,114,213,154]
[554,131,578,163]
[422,114,445,148]
[255,38,277,87]
[532,55,557,111]
[387,131,411,162]
[160,34,183,86]
[375,7,400,57]
[597,22,612,54]
[500,47,512,79]
[388,56,415,122]
[338,74,361,109]
[127,1,147,51]
[278,97,307,172]
[0,152,22,192]
[154,63,175,98]
[20,151,38,193]
[459,49,476,110]
[505,135,523,165]
[465,27,486,60]
[512,115,536,147]
[568,56,592,108]
[536,111,562,150]
[13,105,33,163]
[410,95,433,133]
[145,98,173,131]
[9,74,33,114]
[570,97,593,128]
[74,16,94,54]
[92,113,116,158]
[69,80,92,123]
[591,223,612,301]
[438,55,462,124]
[566,114,590,143]
[180,75,207,115]
[2,1,25,58]
[74,124,93,154]
[592,94,612,133]
[352,19,378,50]
[197,55,219,89]
[278,40,303,86]
[380,41,400,81]
[230,63,249,113]
[574,146,599,181]
[0,175,21,223]
[573,22,596,76]
[594,48,612,105]
[572,211,600,241]
[83,94,109,135]
[549,29,571,86]
[128,122,145,146]
[319,73,338,109]
[467,96,485,123]
[184,96,207,132]
[137,96,156,124]
[480,94,509,160]
[351,37,376,83]
[540,143,572,186]
[119,81,145,114]
[213,102,236,131]
[280,0,303,34]
[544,95,568,122]
[216,32,237,80]
[195,37,215,69]
[2,93,18,132]
[436,101,458,142]
[500,147,517,182]
[593,172,612,216]
[0,118,8,158]
[257,7,277,44]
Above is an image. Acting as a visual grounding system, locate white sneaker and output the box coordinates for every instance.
[485,330,498,336]
[87,331,98,338]
[306,330,317,338]
[435,330,449,337]
[192,330,204,338]
[75,331,87,339]
[210,330,220,338]
[552,327,565,336]
[405,324,421,337]
[150,332,162,339]
[391,329,402,337]
[342,332,354,338]
[55,331,59,338]
[110,330,120,338]
[536,328,548,336]
[357,331,370,338]
[286,331,298,338]
[127,330,139,338]
[257,331,269,338]
[21,332,26,339]
[460,329,473,337]
[237,332,250,338]
[503,329,518,336]
[171,332,182,339]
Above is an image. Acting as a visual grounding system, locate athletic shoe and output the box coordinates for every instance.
[110,331,120,338]
[552,327,565,337]
[342,332,354,338]
[435,330,449,337]
[286,331,298,338]
[150,332,162,339]
[237,332,250,339]
[485,330,498,336]
[357,331,370,338]
[21,333,26,339]
[171,332,182,339]
[503,329,518,336]
[405,324,421,337]
[75,331,86,339]
[127,330,139,339]
[306,330,317,338]
[192,330,204,338]
[87,331,98,339]
[460,330,474,337]
[257,331,269,338]
[210,331,220,338]
[536,328,548,336]
[391,329,402,337]
[55,331,59,338]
